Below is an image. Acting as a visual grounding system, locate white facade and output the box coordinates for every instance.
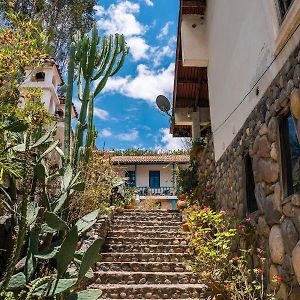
[179,0,300,160]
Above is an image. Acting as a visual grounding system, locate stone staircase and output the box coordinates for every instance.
[90,210,205,299]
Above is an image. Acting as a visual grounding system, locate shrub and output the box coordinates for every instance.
[69,154,117,221]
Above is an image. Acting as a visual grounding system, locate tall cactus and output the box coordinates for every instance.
[64,24,129,169]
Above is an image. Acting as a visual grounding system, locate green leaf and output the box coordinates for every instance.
[63,164,73,190]
[38,140,60,161]
[32,278,77,296]
[7,272,26,290]
[35,246,60,260]
[45,211,69,231]
[26,202,39,227]
[13,143,25,152]
[34,162,46,183]
[78,239,102,279]
[70,181,85,191]
[25,226,40,280]
[66,289,102,300]
[55,146,65,158]
[53,192,68,213]
[75,209,99,235]
[41,223,57,233]
[56,226,79,277]
[3,119,29,132]
[31,127,55,148]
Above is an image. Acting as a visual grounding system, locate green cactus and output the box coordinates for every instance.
[64,23,129,169]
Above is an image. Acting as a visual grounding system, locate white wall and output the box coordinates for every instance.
[114,164,175,187]
[205,0,300,160]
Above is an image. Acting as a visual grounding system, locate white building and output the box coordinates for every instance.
[20,58,77,153]
[111,154,190,209]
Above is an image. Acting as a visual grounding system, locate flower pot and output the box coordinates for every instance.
[177,200,187,210]
[182,222,189,232]
[116,207,125,213]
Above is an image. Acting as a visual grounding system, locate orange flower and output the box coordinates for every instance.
[233,256,239,261]
[274,275,283,281]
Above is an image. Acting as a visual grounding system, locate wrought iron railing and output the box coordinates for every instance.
[138,186,175,196]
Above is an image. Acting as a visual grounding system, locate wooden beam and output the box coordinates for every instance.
[181,0,206,8]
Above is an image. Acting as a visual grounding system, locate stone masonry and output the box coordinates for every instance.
[90,210,205,299]
[195,46,300,298]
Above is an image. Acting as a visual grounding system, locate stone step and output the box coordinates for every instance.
[94,271,200,285]
[100,253,188,263]
[90,283,205,299]
[112,220,182,227]
[103,244,188,253]
[96,262,190,272]
[106,237,187,246]
[109,231,183,239]
[111,225,182,232]
[114,215,181,222]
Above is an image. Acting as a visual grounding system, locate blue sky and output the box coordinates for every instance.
[77,0,185,151]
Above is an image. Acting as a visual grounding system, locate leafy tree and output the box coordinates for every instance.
[0,0,96,67]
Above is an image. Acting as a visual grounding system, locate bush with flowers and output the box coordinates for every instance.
[184,205,277,300]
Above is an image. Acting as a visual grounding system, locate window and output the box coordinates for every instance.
[149,171,160,188]
[125,171,136,187]
[244,155,258,213]
[280,113,300,196]
[35,72,45,82]
[277,0,294,21]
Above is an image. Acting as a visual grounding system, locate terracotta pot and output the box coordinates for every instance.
[116,207,125,213]
[177,200,187,210]
[182,222,189,232]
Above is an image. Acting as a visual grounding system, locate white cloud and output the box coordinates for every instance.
[153,45,175,67]
[127,36,151,61]
[94,107,109,120]
[94,5,105,16]
[117,129,139,141]
[96,1,145,37]
[73,100,109,120]
[99,128,112,137]
[156,128,188,151]
[103,63,175,103]
[157,21,173,40]
[144,0,154,6]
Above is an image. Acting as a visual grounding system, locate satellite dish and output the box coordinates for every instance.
[156,95,171,113]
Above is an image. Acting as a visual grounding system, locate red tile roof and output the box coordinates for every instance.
[110,155,190,164]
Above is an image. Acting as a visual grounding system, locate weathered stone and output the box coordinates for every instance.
[144,292,152,299]
[287,79,295,94]
[279,89,288,107]
[268,117,277,142]
[289,287,300,300]
[258,159,279,183]
[278,255,294,279]
[259,124,268,136]
[269,264,280,287]
[275,282,289,300]
[274,183,282,212]
[292,241,300,284]
[258,135,271,158]
[281,218,299,255]
[254,183,266,213]
[253,135,260,154]
[269,225,285,264]
[292,207,300,233]
[120,292,127,299]
[257,216,270,237]
[264,194,282,225]
[292,193,300,206]
[271,143,278,161]
[283,202,295,217]
[293,64,300,87]
[290,88,300,119]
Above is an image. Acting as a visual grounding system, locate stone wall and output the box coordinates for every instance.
[197,46,300,298]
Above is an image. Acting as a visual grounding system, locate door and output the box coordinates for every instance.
[149,171,160,188]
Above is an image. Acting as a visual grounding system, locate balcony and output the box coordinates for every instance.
[138,187,175,196]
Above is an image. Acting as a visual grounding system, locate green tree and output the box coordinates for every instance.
[0,0,96,67]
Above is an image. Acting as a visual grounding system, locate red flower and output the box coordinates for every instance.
[220,209,226,215]
[203,206,210,212]
[274,275,284,281]
[257,268,263,273]
[233,256,239,261]
[224,283,231,289]
[245,216,252,223]
[238,224,245,232]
